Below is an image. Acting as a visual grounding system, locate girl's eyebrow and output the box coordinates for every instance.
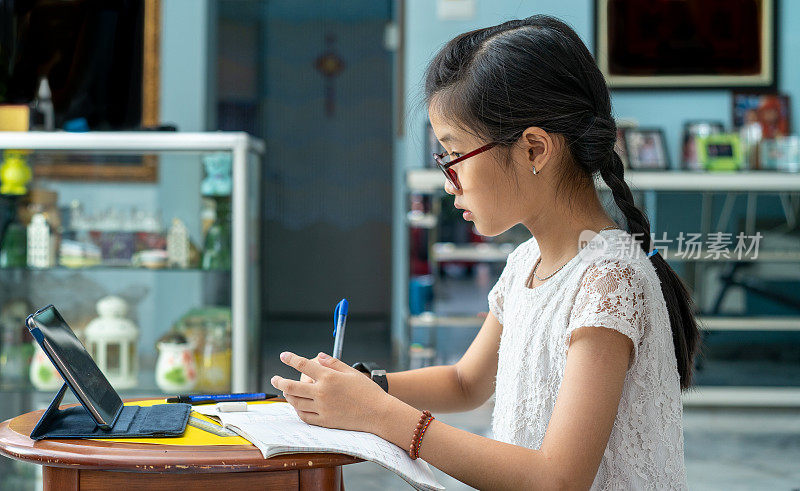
[439,134,458,144]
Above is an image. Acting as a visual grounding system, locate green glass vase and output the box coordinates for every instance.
[201,197,231,270]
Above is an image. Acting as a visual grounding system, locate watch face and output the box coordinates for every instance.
[371,369,387,377]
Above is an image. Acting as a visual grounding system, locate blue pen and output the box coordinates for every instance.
[332,298,349,359]
[165,392,276,405]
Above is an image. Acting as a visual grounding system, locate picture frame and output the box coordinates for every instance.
[696,134,744,172]
[623,128,670,170]
[594,0,777,90]
[30,0,161,182]
[614,118,637,169]
[681,120,725,170]
[732,92,792,138]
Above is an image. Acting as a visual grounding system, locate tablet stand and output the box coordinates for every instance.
[29,382,191,440]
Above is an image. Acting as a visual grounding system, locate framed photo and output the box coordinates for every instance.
[732,93,791,138]
[682,120,725,170]
[623,128,670,170]
[26,0,161,182]
[594,0,777,90]
[614,118,637,169]
[696,134,743,171]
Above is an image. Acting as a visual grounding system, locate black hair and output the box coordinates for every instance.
[424,15,700,390]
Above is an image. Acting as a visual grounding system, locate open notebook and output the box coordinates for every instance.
[193,402,444,490]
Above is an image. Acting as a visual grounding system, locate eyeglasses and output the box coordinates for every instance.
[433,142,497,191]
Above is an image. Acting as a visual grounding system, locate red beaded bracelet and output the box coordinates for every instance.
[408,410,434,460]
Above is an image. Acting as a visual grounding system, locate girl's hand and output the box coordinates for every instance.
[298,354,321,384]
[271,351,391,434]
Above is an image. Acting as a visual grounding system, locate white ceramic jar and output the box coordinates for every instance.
[155,337,198,393]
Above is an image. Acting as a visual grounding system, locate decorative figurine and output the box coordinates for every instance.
[0,201,26,268]
[0,299,33,388]
[27,213,56,268]
[84,296,139,389]
[155,332,198,393]
[201,153,232,197]
[0,151,33,268]
[167,218,191,268]
[0,150,32,196]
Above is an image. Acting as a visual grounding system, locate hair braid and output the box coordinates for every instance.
[600,150,700,389]
[600,151,652,252]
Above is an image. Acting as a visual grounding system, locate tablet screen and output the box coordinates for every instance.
[28,305,123,427]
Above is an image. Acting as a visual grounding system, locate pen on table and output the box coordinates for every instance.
[165,392,278,405]
[332,298,349,359]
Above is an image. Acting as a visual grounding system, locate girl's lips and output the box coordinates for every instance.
[462,210,473,220]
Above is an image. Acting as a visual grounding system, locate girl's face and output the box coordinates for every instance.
[429,108,526,237]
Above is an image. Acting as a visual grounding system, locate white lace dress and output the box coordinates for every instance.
[488,228,687,490]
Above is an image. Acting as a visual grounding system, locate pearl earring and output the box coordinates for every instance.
[532,165,538,175]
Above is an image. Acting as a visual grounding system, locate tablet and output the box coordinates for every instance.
[26,304,124,430]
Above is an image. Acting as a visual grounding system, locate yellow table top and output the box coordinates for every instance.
[94,399,280,446]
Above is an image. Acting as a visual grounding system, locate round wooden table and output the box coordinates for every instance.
[0,401,360,490]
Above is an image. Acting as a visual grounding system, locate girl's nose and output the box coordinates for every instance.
[444,178,461,196]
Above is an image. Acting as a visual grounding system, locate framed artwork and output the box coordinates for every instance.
[26,0,161,182]
[594,0,777,90]
[682,120,725,170]
[696,134,744,171]
[732,93,791,138]
[623,128,670,170]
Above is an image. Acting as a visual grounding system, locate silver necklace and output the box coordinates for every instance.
[530,225,620,283]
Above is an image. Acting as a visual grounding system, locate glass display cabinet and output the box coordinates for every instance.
[0,132,264,487]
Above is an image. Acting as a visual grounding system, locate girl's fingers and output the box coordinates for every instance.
[280,351,328,380]
[270,375,315,398]
[284,393,316,413]
[317,352,360,374]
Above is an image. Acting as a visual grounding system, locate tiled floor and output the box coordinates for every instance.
[342,404,800,490]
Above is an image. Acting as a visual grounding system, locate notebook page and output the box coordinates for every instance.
[194,402,444,490]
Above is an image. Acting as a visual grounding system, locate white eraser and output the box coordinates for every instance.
[217,401,248,412]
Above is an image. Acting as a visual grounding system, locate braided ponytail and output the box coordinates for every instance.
[600,150,701,390]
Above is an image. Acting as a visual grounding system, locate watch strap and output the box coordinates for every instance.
[351,362,389,393]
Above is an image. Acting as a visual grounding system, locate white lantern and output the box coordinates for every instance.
[85,296,139,389]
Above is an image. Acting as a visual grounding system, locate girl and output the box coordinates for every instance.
[271,14,699,490]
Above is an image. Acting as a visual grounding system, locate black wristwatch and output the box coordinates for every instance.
[352,361,389,393]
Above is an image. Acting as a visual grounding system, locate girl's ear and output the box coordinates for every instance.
[520,127,555,173]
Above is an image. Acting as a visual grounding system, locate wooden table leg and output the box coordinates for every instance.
[298,465,342,491]
[43,467,79,491]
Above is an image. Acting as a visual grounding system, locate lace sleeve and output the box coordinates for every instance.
[567,260,648,368]
[488,251,518,326]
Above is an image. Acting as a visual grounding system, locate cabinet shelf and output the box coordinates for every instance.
[407,168,800,193]
[409,314,800,332]
[1,266,231,273]
[430,242,800,264]
[432,242,514,262]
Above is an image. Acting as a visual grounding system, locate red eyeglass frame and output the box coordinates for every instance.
[433,142,497,191]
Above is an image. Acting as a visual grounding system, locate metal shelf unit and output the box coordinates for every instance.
[396,167,800,406]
